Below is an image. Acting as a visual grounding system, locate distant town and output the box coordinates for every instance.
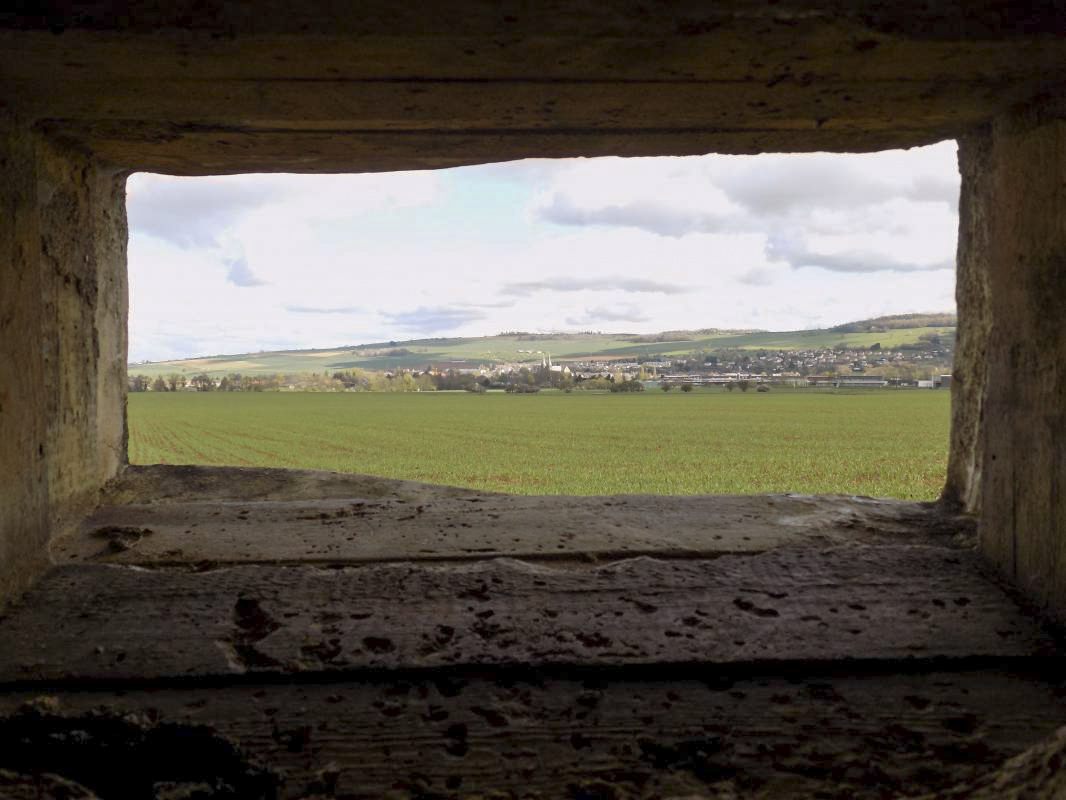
[129,318,955,394]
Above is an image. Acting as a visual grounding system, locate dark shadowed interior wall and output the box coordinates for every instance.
[957,108,1066,620]
[0,125,127,602]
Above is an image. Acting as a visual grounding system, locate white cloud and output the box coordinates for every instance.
[223,255,268,286]
[127,172,442,247]
[765,232,954,274]
[538,194,732,238]
[126,175,275,249]
[285,305,361,314]
[381,306,487,334]
[566,304,651,326]
[126,143,960,361]
[502,276,688,296]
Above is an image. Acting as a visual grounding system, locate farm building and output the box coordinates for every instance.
[832,375,890,388]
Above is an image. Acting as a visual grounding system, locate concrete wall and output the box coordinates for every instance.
[0,124,127,603]
[0,124,50,603]
[5,6,1066,175]
[947,105,1066,620]
[1,6,1065,624]
[3,110,1066,626]
[943,130,992,513]
[955,107,1066,621]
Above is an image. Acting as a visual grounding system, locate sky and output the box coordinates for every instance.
[126,141,960,362]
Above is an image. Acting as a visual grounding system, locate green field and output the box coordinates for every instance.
[128,389,950,499]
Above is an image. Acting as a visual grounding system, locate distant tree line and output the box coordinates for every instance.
[829,313,956,333]
[129,365,657,395]
[129,372,329,392]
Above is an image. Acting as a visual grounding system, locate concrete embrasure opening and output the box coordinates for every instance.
[3,6,1066,796]
[1,133,1061,800]
[3,123,1061,800]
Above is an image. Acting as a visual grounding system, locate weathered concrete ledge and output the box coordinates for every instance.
[0,465,1041,686]
[0,465,1062,797]
[52,465,973,567]
[2,546,1055,683]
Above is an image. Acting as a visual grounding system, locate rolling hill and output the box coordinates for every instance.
[129,314,956,378]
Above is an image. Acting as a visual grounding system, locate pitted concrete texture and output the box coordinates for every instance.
[2,3,1066,625]
[914,725,1066,800]
[2,669,1066,799]
[35,138,127,519]
[0,127,126,606]
[1,547,1055,682]
[970,112,1066,625]
[52,466,972,567]
[0,769,99,799]
[1,4,1066,796]
[942,131,992,514]
[0,126,50,605]
[2,467,1042,686]
[3,3,1066,173]
[0,478,1060,796]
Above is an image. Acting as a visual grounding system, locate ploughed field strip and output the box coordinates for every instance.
[1,467,1064,798]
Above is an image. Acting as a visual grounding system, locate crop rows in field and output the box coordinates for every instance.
[127,389,950,500]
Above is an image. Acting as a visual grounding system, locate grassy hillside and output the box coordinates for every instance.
[129,316,956,377]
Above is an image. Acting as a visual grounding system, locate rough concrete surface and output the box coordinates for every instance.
[965,111,1066,624]
[3,2,1066,796]
[914,725,1066,799]
[2,669,1066,799]
[3,546,1055,682]
[0,128,126,606]
[1,466,1060,795]
[36,137,127,525]
[3,3,1066,173]
[98,464,490,505]
[942,130,991,514]
[0,769,99,799]
[0,125,50,605]
[52,466,972,567]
